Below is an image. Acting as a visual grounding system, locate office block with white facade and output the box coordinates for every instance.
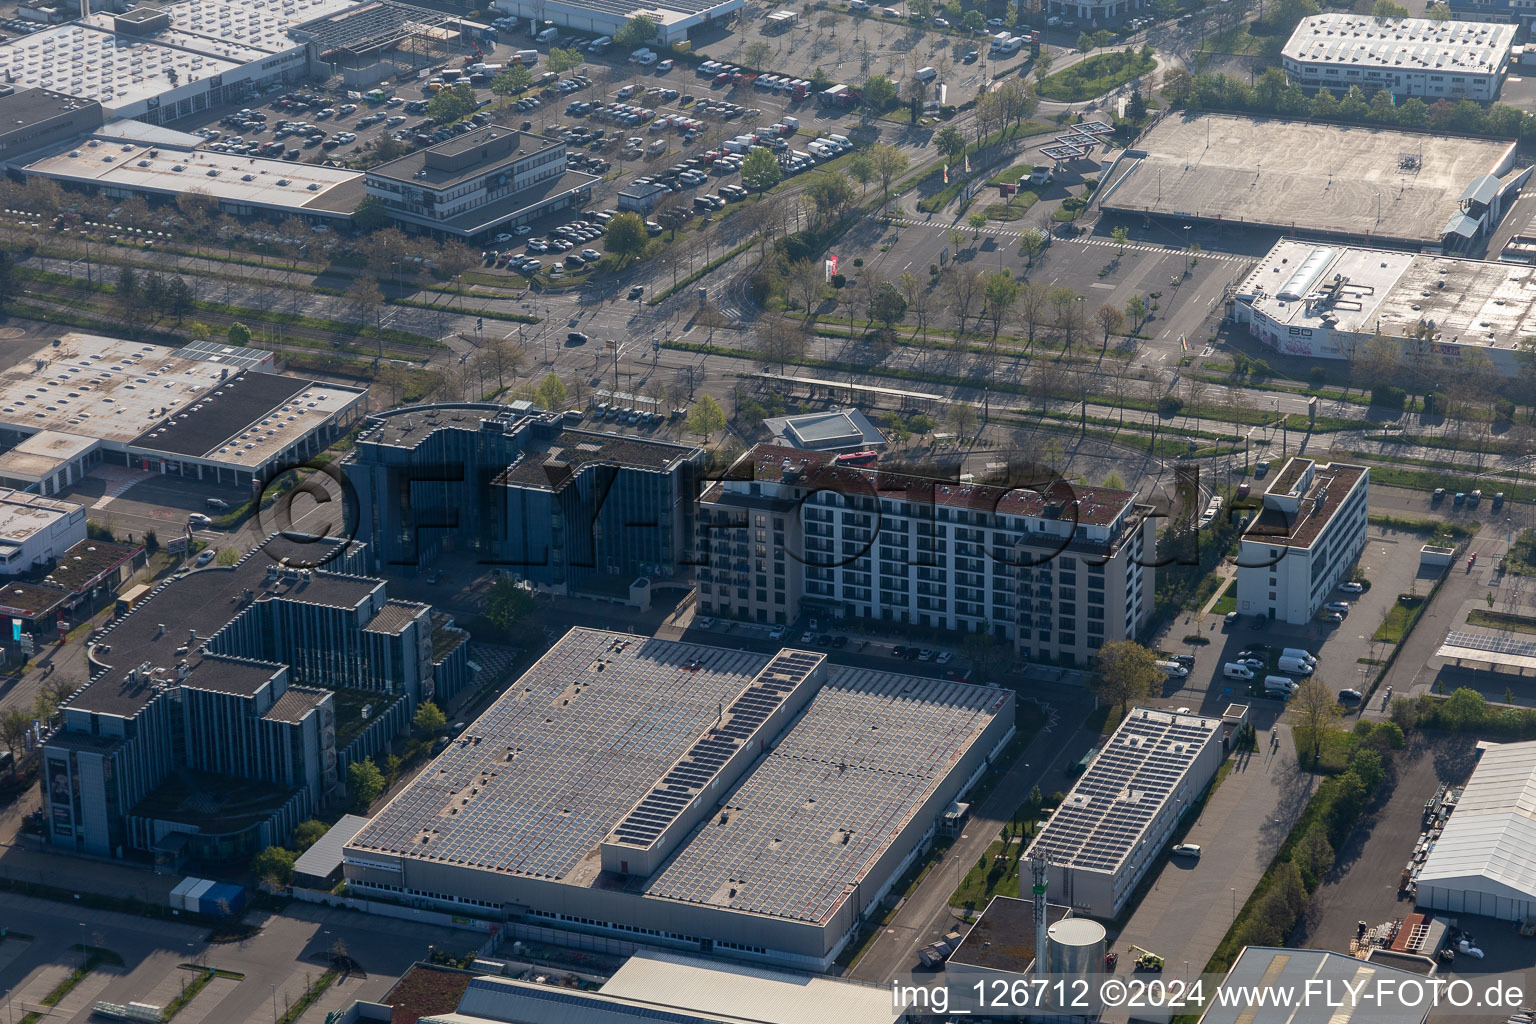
[1282,14,1514,101]
[1236,458,1369,626]
[696,445,1156,667]
[1024,708,1225,919]
[364,127,596,240]
[0,488,87,576]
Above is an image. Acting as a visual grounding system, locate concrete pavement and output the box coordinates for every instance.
[1102,721,1308,1021]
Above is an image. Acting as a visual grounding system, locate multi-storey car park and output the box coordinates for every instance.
[344,404,704,588]
[0,334,366,496]
[1236,457,1369,627]
[695,445,1156,667]
[43,533,470,864]
[1024,707,1226,920]
[1281,14,1515,102]
[1096,113,1529,253]
[342,627,1014,970]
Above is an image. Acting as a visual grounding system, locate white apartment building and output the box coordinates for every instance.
[1282,14,1515,101]
[1236,458,1369,626]
[696,445,1156,667]
[364,126,597,240]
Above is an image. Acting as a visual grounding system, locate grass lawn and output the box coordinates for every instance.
[949,839,1027,910]
[1373,594,1427,644]
[1212,579,1239,615]
[988,162,1038,186]
[1507,530,1536,575]
[1468,609,1536,635]
[1037,49,1156,102]
[983,192,1040,220]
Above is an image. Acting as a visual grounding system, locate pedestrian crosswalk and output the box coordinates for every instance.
[1072,235,1252,263]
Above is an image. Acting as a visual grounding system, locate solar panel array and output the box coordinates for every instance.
[348,628,769,879]
[610,650,823,849]
[644,668,1007,924]
[1027,710,1220,873]
[1444,630,1536,660]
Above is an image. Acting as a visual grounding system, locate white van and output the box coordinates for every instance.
[914,66,938,83]
[536,26,558,42]
[1264,676,1298,696]
[849,0,869,8]
[827,133,851,147]
[1155,660,1189,678]
[1281,648,1317,665]
[588,35,612,50]
[1223,662,1255,681]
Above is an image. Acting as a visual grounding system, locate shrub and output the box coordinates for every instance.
[1156,394,1184,417]
[1495,398,1516,425]
[1371,385,1406,410]
[1309,366,1326,387]
[1422,390,1443,415]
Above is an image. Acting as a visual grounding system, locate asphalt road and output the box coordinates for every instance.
[847,679,1092,983]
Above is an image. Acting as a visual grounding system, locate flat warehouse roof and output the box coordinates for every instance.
[348,627,1010,928]
[1104,114,1516,243]
[26,143,363,217]
[1026,708,1220,876]
[1283,13,1514,74]
[0,488,81,542]
[0,335,365,469]
[0,24,242,112]
[1238,239,1536,356]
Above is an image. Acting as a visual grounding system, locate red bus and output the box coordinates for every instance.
[835,450,878,467]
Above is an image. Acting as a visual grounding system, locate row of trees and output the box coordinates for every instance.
[1164,66,1533,141]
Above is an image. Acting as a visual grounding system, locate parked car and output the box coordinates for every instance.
[1338,582,1364,594]
[1338,688,1364,703]
[1171,844,1201,859]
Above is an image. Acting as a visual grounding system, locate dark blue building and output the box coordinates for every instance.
[345,405,705,592]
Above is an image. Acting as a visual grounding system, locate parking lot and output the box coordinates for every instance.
[691,3,1036,108]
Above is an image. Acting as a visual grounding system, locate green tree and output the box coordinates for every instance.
[1425,2,1451,17]
[868,144,909,206]
[1125,293,1148,331]
[427,82,475,123]
[166,276,195,322]
[688,394,727,442]
[347,757,386,807]
[1291,677,1340,766]
[0,709,28,766]
[604,211,650,266]
[862,74,899,111]
[293,820,329,851]
[866,282,907,332]
[982,269,1019,348]
[1018,228,1046,269]
[804,171,856,224]
[847,152,875,196]
[934,125,966,167]
[227,322,252,345]
[254,845,297,885]
[960,9,985,31]
[535,372,567,411]
[414,699,447,733]
[491,64,534,95]
[1370,0,1409,15]
[353,195,392,231]
[946,401,978,436]
[967,211,987,235]
[1441,686,1487,729]
[615,14,659,47]
[216,547,240,566]
[545,46,584,74]
[741,146,783,194]
[1092,640,1161,718]
[485,579,537,631]
[1293,822,1334,889]
[1110,225,1129,252]
[910,0,933,18]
